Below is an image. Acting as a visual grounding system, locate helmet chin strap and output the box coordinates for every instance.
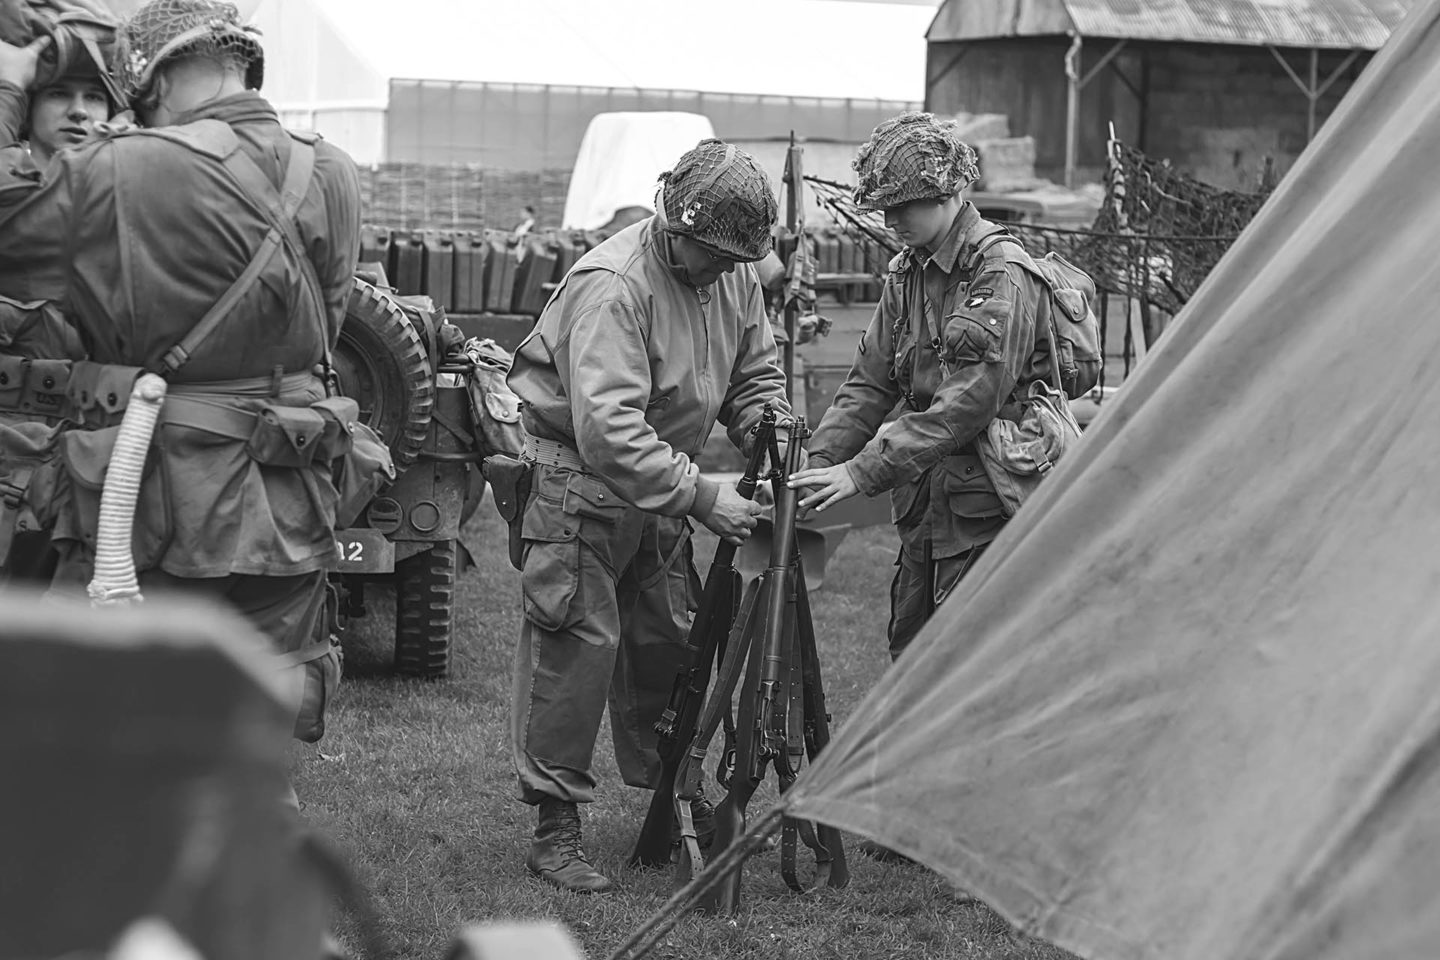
[654,182,703,288]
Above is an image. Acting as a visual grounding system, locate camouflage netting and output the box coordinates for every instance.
[115,0,262,106]
[810,136,1274,315]
[658,139,777,262]
[852,111,980,210]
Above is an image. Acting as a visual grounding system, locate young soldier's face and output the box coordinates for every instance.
[29,78,111,159]
[883,197,954,251]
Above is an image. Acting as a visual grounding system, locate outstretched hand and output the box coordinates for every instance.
[787,463,858,514]
[0,35,49,90]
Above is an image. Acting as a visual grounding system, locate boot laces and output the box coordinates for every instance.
[550,806,588,864]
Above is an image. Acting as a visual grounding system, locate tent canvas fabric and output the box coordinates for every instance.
[780,2,1440,958]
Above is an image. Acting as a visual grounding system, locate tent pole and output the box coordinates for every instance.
[1065,34,1082,189]
[1308,49,1318,141]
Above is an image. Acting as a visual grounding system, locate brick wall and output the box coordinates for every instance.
[359,164,572,232]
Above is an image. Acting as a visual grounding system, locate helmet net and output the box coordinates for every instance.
[658,139,777,262]
[115,0,263,105]
[852,112,980,210]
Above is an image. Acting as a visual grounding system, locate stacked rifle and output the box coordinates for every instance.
[629,403,849,914]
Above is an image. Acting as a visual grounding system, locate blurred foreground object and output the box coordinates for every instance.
[446,922,583,960]
[0,589,332,960]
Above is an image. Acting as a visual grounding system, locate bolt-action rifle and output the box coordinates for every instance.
[629,405,780,869]
[696,415,848,914]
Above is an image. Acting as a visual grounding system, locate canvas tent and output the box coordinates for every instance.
[561,112,717,230]
[777,1,1440,958]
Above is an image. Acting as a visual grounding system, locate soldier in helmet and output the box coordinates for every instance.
[0,10,123,584]
[507,138,793,893]
[789,112,1060,662]
[0,0,362,739]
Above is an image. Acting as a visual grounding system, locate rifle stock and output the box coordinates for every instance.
[629,406,779,868]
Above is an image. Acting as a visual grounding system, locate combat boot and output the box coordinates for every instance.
[526,797,614,894]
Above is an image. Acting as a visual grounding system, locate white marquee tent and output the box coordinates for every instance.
[238,0,937,164]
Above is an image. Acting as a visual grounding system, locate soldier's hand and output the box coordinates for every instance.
[788,462,859,514]
[703,482,765,545]
[0,35,49,90]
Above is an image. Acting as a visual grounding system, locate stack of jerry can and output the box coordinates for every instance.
[511,233,560,316]
[422,231,455,312]
[359,225,394,282]
[482,230,518,314]
[392,230,426,297]
[451,231,487,313]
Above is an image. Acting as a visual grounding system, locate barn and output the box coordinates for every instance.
[924,0,1414,188]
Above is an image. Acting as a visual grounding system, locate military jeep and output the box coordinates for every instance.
[328,273,485,677]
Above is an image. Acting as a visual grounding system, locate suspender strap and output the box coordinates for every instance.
[155,136,320,378]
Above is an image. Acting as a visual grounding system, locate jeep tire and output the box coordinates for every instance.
[336,278,435,467]
[394,539,457,677]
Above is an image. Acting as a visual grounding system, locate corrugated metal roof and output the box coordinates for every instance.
[1066,0,1413,48]
[928,0,1416,48]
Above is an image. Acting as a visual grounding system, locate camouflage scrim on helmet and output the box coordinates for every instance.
[852,112,981,210]
[658,139,777,262]
[115,0,264,105]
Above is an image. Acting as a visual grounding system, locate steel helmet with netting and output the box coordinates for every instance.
[657,139,777,262]
[852,112,980,210]
[115,0,263,109]
[23,9,127,118]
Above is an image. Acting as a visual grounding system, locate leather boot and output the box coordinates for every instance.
[526,797,614,894]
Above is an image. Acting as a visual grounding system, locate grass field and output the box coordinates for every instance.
[296,506,1073,960]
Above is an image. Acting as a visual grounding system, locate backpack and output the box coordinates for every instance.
[972,230,1103,400]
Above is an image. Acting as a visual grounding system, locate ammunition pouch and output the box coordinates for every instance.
[483,453,533,571]
[0,355,73,420]
[246,403,327,469]
[66,361,142,428]
[0,464,35,569]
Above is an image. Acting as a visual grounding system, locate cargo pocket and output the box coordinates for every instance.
[56,426,172,571]
[520,492,582,633]
[292,640,342,744]
[938,453,1004,520]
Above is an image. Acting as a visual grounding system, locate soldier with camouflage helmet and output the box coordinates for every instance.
[506,138,793,893]
[0,0,362,738]
[789,112,1063,668]
[0,4,124,585]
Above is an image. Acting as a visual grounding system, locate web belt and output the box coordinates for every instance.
[521,433,589,473]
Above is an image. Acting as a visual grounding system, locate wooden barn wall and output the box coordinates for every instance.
[926,38,1371,190]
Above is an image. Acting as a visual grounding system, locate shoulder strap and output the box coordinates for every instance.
[156,134,321,378]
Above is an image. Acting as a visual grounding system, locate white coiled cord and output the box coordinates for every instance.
[88,373,167,607]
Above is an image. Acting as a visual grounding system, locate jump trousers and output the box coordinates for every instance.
[511,462,699,805]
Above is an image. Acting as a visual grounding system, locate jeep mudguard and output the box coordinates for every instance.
[336,278,435,467]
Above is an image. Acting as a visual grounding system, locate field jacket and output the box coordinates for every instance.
[807,202,1057,556]
[0,91,362,578]
[509,218,791,517]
